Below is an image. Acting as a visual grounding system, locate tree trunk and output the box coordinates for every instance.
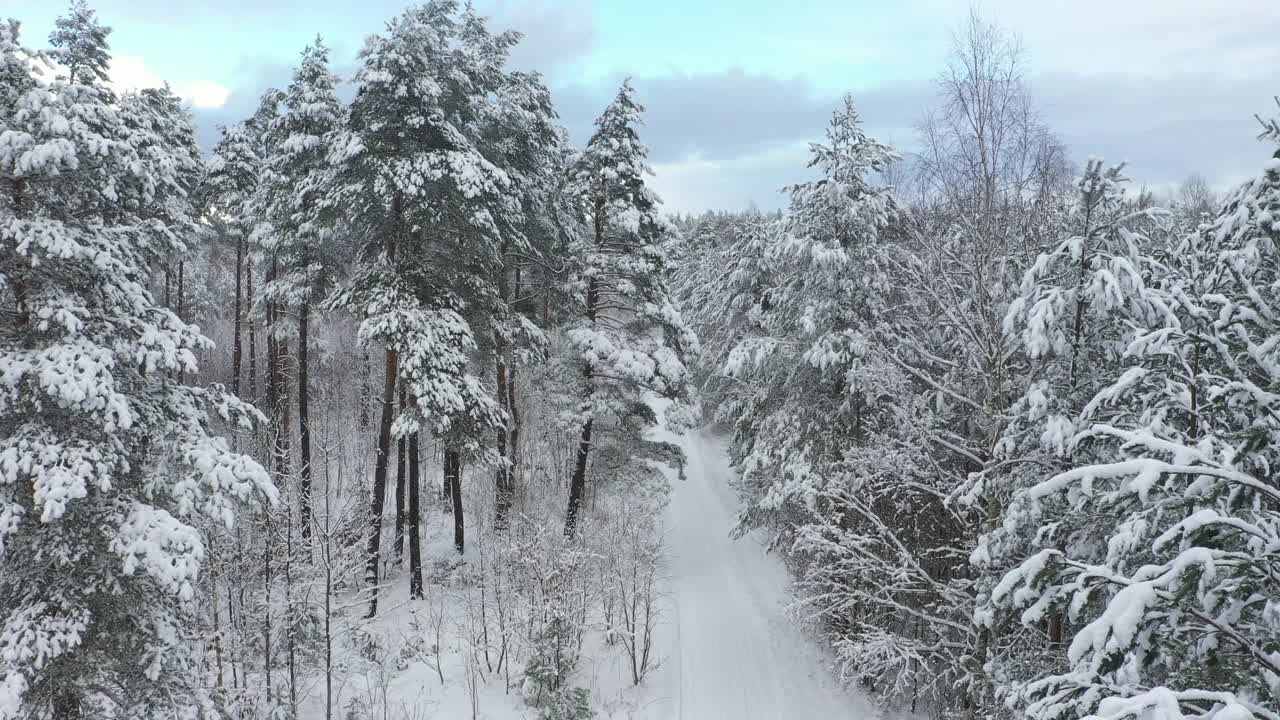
[298,303,313,543]
[507,362,520,491]
[267,258,291,483]
[564,418,593,538]
[177,260,185,383]
[177,261,185,317]
[366,347,398,617]
[508,264,523,511]
[232,232,243,397]
[263,514,274,710]
[52,692,81,719]
[494,331,512,530]
[358,347,370,428]
[445,449,464,553]
[247,255,257,404]
[565,239,601,539]
[366,191,402,618]
[442,444,454,513]
[408,431,424,599]
[210,535,225,690]
[285,516,297,713]
[394,383,407,561]
[11,179,30,337]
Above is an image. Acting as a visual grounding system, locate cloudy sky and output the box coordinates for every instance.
[10,0,1280,212]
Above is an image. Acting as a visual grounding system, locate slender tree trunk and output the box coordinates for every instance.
[11,179,31,344]
[507,362,520,499]
[1048,614,1064,645]
[267,258,292,482]
[494,247,514,529]
[442,442,454,513]
[247,255,258,404]
[367,348,397,617]
[358,347,370,428]
[508,263,523,506]
[285,518,297,714]
[408,431,424,599]
[366,192,402,618]
[394,383,407,560]
[324,535,333,720]
[267,258,277,414]
[232,232,244,397]
[446,449,464,553]
[52,693,80,719]
[299,303,313,543]
[263,514,274,709]
[565,225,601,538]
[564,418,593,538]
[494,330,512,530]
[210,536,225,691]
[321,464,334,720]
[1189,341,1202,440]
[177,260,185,382]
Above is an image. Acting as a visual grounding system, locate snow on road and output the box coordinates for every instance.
[632,420,881,719]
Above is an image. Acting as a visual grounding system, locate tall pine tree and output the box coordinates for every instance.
[327,0,508,611]
[562,80,698,537]
[0,13,274,718]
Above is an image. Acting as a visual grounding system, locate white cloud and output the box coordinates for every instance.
[650,143,811,214]
[109,55,231,109]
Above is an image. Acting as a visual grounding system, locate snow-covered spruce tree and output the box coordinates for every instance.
[257,38,346,544]
[720,95,898,540]
[981,121,1280,719]
[561,79,698,538]
[0,15,274,718]
[327,0,507,611]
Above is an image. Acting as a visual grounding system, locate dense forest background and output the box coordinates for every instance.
[2,1,1279,719]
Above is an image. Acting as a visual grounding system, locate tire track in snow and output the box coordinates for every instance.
[646,412,880,720]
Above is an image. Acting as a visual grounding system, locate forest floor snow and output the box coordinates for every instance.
[623,421,885,720]
[303,419,889,719]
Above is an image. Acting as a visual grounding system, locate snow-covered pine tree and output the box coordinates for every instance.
[118,85,204,337]
[983,121,1280,720]
[204,121,262,399]
[257,38,346,544]
[721,95,897,536]
[671,210,771,420]
[476,68,568,529]
[970,159,1166,712]
[562,79,699,538]
[48,0,111,87]
[0,14,274,718]
[706,98,979,699]
[327,0,508,610]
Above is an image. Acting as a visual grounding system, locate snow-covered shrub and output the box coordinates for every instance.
[532,685,594,720]
[596,496,664,686]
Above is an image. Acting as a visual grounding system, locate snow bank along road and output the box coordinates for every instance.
[644,420,879,719]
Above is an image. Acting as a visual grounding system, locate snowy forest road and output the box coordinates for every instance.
[643,419,880,719]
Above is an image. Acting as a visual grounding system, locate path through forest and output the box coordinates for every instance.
[636,412,882,719]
